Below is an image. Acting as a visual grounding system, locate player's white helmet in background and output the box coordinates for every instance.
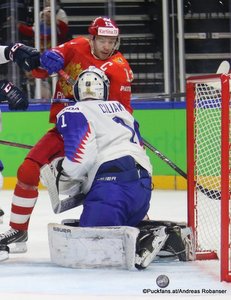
[73,66,110,101]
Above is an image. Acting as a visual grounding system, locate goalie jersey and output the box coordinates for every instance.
[56,100,152,193]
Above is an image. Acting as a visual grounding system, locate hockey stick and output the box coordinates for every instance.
[145,61,229,199]
[155,60,230,99]
[32,68,76,86]
[1,137,186,181]
[206,60,230,90]
[0,137,221,200]
[143,138,221,200]
[156,92,186,98]
[0,139,33,149]
[216,60,230,74]
[191,60,228,199]
[7,64,227,200]
[143,138,187,179]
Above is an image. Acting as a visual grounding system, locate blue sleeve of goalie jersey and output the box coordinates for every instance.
[56,110,91,162]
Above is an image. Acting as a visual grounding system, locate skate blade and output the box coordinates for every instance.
[9,242,27,253]
[0,250,9,261]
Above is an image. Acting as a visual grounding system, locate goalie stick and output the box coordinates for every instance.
[0,140,84,213]
[40,164,84,213]
[0,138,83,212]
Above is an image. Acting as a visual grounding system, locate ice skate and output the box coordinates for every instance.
[0,228,28,261]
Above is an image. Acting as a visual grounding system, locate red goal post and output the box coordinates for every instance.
[186,73,231,282]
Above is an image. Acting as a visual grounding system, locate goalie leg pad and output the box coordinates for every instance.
[48,223,139,270]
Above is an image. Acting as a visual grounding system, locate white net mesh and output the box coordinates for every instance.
[188,74,231,281]
[194,82,222,255]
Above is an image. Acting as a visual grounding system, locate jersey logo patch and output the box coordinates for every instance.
[112,57,124,64]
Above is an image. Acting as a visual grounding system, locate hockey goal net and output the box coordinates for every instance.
[187,73,231,282]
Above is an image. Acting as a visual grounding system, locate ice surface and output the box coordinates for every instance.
[0,189,230,300]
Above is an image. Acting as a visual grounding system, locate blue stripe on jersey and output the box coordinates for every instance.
[57,111,90,162]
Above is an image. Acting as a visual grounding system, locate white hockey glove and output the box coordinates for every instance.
[49,157,83,196]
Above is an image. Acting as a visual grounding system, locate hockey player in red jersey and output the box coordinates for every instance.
[0,17,134,260]
[40,16,134,122]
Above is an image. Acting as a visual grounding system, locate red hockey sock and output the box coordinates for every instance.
[10,159,40,231]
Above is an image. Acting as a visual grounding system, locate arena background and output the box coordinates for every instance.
[0,101,187,190]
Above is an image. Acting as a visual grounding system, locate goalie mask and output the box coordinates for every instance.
[73,66,110,101]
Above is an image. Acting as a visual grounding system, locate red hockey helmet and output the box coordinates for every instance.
[88,17,119,37]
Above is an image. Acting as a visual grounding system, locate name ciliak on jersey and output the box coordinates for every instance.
[98,102,125,114]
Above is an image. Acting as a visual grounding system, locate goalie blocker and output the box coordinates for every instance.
[48,219,195,270]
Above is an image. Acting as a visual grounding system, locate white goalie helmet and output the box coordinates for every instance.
[73,66,110,101]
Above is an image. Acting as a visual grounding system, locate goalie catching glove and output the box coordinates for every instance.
[4,43,40,71]
[0,80,28,110]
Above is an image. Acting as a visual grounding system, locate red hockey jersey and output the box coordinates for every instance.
[48,36,133,122]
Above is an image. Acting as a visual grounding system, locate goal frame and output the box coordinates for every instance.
[187,73,231,282]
